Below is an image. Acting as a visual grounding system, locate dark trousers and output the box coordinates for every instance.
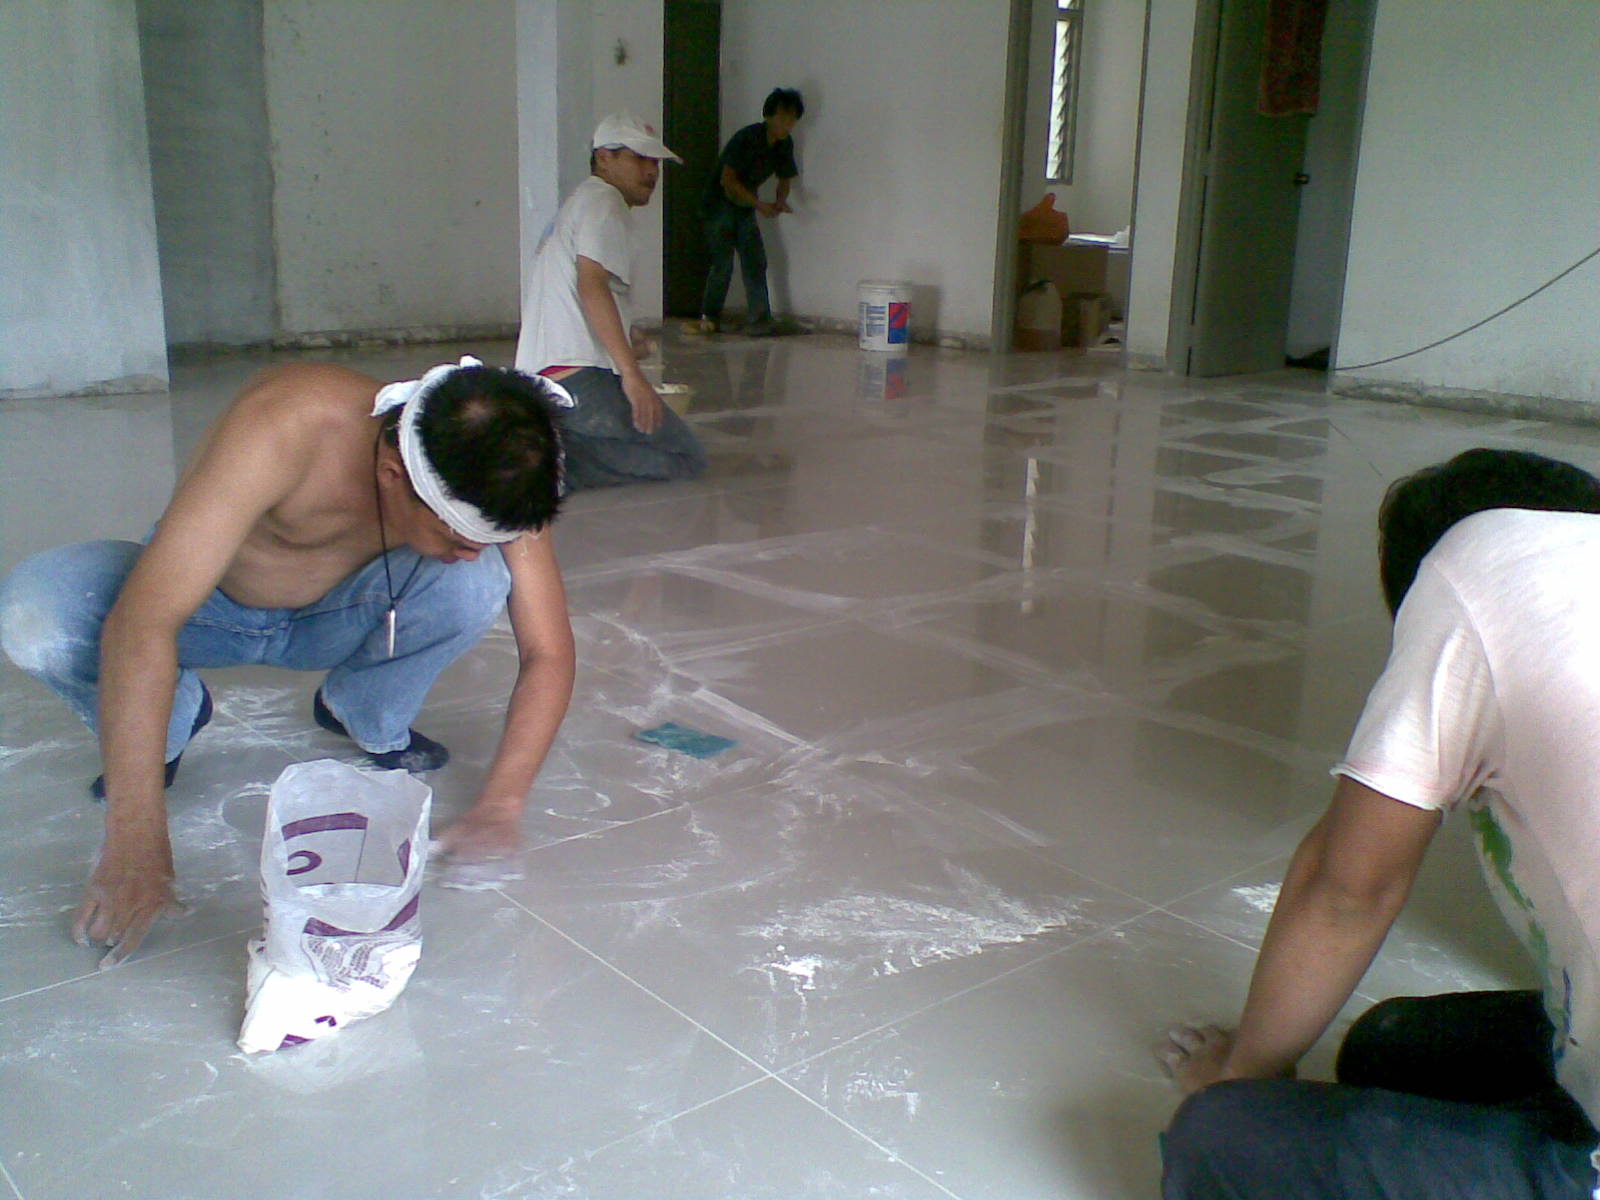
[700,204,771,323]
[1162,991,1598,1200]
[554,368,707,491]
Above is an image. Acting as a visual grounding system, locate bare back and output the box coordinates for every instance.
[169,364,388,610]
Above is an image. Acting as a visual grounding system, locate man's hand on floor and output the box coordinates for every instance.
[1158,1024,1238,1096]
[432,808,525,889]
[72,842,188,969]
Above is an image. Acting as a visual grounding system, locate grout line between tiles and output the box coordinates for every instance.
[758,1073,966,1200]
[498,896,965,1199]
[774,902,1165,1082]
[1152,907,1275,959]
[522,1073,774,1184]
[496,892,780,1076]
[0,925,254,1005]
[1144,845,1297,917]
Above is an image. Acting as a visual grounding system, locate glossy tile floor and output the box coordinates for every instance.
[0,333,1566,1199]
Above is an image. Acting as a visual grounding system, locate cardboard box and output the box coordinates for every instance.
[1063,292,1111,348]
[1020,241,1108,300]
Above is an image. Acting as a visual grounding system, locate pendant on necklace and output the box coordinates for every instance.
[386,607,397,658]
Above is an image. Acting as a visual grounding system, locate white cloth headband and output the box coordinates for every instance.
[370,356,574,545]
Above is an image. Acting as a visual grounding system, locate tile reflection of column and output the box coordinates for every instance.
[1062,383,1165,789]
[704,343,776,433]
[1020,456,1040,614]
[978,378,1167,685]
[711,344,798,481]
[1297,414,1394,757]
[1093,386,1165,688]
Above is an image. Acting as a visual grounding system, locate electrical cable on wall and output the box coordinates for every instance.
[1336,245,1600,373]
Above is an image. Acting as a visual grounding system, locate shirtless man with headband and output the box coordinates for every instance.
[0,357,576,967]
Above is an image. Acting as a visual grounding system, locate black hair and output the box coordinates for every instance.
[387,365,564,534]
[763,87,804,120]
[1377,448,1600,615]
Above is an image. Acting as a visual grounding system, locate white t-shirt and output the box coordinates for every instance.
[1335,507,1600,1135]
[515,175,634,375]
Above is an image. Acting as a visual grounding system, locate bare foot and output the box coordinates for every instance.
[1157,1024,1235,1096]
[432,811,524,890]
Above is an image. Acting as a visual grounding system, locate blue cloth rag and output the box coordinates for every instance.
[635,722,737,759]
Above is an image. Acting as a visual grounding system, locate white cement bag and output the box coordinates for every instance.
[238,759,432,1054]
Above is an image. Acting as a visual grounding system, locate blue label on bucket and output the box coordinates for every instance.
[861,302,887,341]
[887,302,909,344]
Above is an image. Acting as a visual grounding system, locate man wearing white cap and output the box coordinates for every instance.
[0,359,576,966]
[516,113,707,489]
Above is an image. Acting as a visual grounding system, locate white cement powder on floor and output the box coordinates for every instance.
[745,872,1087,994]
[1230,883,1280,913]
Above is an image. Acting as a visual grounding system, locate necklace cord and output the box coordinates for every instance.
[374,429,425,655]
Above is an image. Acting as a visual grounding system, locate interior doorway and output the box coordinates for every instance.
[995,0,1154,353]
[1172,0,1375,377]
[662,0,721,319]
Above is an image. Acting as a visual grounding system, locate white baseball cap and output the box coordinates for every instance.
[591,112,682,163]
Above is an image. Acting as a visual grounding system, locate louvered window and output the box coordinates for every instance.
[1045,2,1083,184]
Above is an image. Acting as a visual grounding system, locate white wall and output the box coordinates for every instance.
[0,0,167,398]
[1123,0,1200,368]
[516,0,667,324]
[719,0,1012,343]
[1022,0,1145,236]
[589,0,668,322]
[1335,1,1600,404]
[263,1,520,336]
[518,0,578,291]
[1283,0,1371,358]
[138,0,277,346]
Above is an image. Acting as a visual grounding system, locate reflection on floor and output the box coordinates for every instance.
[0,333,1556,1198]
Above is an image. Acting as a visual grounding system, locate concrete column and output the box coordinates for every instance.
[0,0,168,398]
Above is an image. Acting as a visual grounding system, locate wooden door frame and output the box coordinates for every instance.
[990,0,1032,353]
[662,0,721,319]
[1165,0,1225,376]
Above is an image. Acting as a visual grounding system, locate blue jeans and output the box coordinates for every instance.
[0,539,510,760]
[700,203,771,323]
[1162,992,1598,1200]
[555,368,708,491]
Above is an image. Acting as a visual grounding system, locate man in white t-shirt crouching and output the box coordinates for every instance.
[1160,448,1600,1200]
[515,113,707,491]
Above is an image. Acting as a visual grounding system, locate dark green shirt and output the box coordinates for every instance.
[702,122,799,215]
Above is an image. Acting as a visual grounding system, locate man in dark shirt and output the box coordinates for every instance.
[692,87,803,338]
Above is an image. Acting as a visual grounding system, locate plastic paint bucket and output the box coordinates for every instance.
[858,280,912,351]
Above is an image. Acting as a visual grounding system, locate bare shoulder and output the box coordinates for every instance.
[231,363,380,429]
[503,530,573,649]
[177,363,378,489]
[503,528,564,588]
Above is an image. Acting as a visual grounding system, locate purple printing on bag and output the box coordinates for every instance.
[301,893,420,938]
[280,811,370,839]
